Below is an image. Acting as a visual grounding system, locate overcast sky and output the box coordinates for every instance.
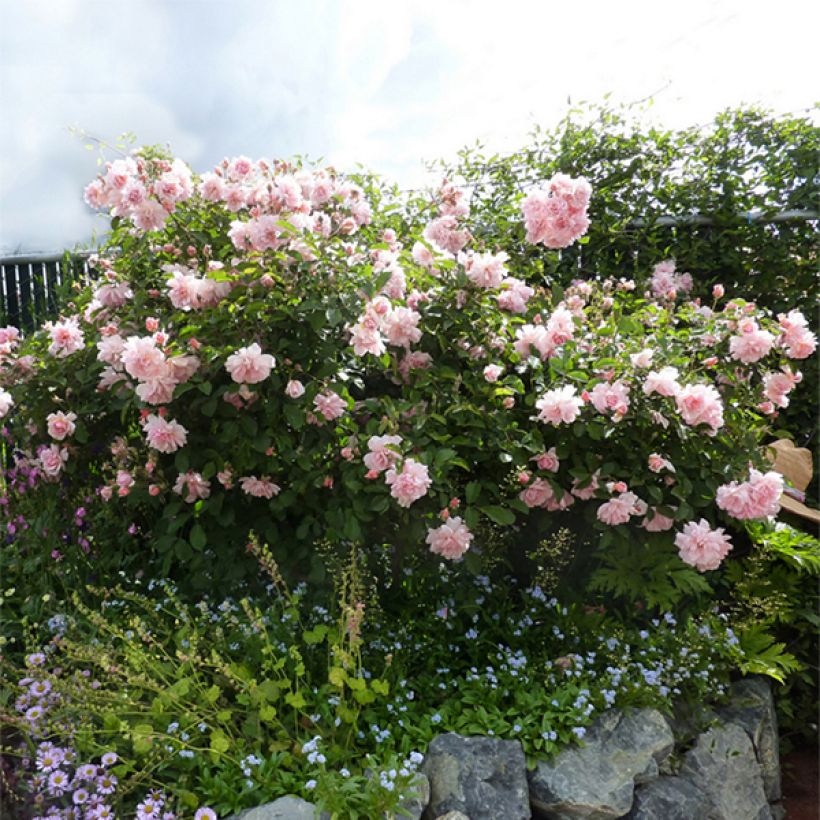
[0,0,817,256]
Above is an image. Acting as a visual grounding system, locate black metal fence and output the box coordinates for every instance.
[0,253,93,331]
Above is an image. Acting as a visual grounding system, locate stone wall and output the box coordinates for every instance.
[229,676,783,820]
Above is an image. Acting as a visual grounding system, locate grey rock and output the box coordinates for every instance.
[680,723,772,820]
[395,773,430,820]
[528,708,674,819]
[434,814,470,820]
[625,776,713,819]
[717,677,781,801]
[228,796,326,820]
[769,805,786,820]
[421,733,530,820]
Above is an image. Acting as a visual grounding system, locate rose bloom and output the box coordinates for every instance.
[426,516,474,560]
[536,385,583,425]
[648,453,675,474]
[121,336,167,381]
[46,318,85,358]
[643,366,681,398]
[589,380,630,420]
[282,379,304,399]
[675,519,733,572]
[39,444,68,478]
[46,411,77,441]
[729,323,774,364]
[363,434,402,473]
[385,458,431,507]
[382,307,422,348]
[716,469,783,520]
[519,478,554,509]
[675,383,724,434]
[545,306,576,346]
[483,364,504,383]
[642,509,676,532]
[0,388,14,419]
[135,367,179,405]
[173,471,211,503]
[313,390,347,421]
[762,368,801,408]
[496,277,534,313]
[461,250,509,289]
[239,476,281,498]
[97,334,126,366]
[630,349,654,368]
[143,414,188,453]
[225,343,275,384]
[533,447,560,472]
[514,323,552,360]
[596,491,642,526]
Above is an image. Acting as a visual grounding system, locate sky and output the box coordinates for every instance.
[0,0,817,256]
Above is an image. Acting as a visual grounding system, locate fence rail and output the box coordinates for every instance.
[0,252,94,331]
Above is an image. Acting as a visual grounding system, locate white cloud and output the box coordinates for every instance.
[0,0,816,254]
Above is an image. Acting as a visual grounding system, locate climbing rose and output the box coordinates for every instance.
[426,516,473,560]
[285,380,305,398]
[536,385,583,425]
[729,319,774,364]
[173,471,211,503]
[675,519,733,571]
[483,364,504,383]
[716,469,783,520]
[596,491,644,526]
[762,368,801,408]
[314,391,347,421]
[589,380,630,420]
[239,476,281,498]
[385,459,431,507]
[143,414,188,454]
[519,478,555,509]
[225,343,275,384]
[0,388,12,418]
[39,444,68,478]
[642,509,676,532]
[533,448,560,472]
[522,174,591,249]
[46,318,84,358]
[382,307,422,348]
[46,411,77,441]
[643,367,681,398]
[121,336,167,381]
[496,277,534,313]
[461,250,509,289]
[675,383,724,434]
[363,435,402,473]
[778,310,817,359]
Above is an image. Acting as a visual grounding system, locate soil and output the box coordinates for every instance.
[782,747,819,820]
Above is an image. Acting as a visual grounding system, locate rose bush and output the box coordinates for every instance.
[1,146,814,599]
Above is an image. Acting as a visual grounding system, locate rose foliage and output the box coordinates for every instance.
[1,147,815,598]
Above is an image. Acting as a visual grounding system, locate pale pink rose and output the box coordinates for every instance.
[675,519,733,571]
[630,349,654,368]
[385,458,431,507]
[424,215,470,254]
[39,444,68,478]
[483,364,504,383]
[199,172,225,201]
[642,509,676,532]
[533,447,559,472]
[173,471,211,503]
[0,388,12,418]
[363,435,403,473]
[729,321,774,364]
[412,241,435,268]
[135,367,178,405]
[350,320,386,357]
[596,491,642,526]
[648,453,675,473]
[426,516,473,560]
[398,350,434,381]
[217,468,234,488]
[95,282,133,308]
[716,469,783,520]
[239,476,281,498]
[643,367,681,398]
[589,380,630,420]
[545,306,576,346]
[519,478,555,509]
[522,174,591,248]
[121,336,167,381]
[46,318,85,358]
[762,368,801,408]
[461,250,509,289]
[650,260,692,298]
[285,380,305,398]
[712,284,725,299]
[496,277,534,313]
[115,470,134,494]
[382,307,422,349]
[225,343,275,384]
[314,390,347,421]
[168,355,200,383]
[675,383,724,434]
[166,270,203,310]
[514,324,553,360]
[382,269,407,300]
[46,411,77,441]
[144,414,188,453]
[131,199,168,232]
[97,365,127,392]
[545,490,575,511]
[96,334,126,366]
[536,386,583,426]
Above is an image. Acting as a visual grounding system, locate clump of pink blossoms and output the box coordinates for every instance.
[729,318,774,364]
[716,469,783,520]
[675,383,724,434]
[385,459,431,507]
[426,516,473,560]
[363,435,403,474]
[143,414,188,454]
[314,390,347,421]
[778,310,817,359]
[46,411,77,441]
[649,260,693,298]
[45,318,84,358]
[522,173,592,249]
[536,385,583,426]
[239,476,281,498]
[675,519,733,572]
[225,343,275,384]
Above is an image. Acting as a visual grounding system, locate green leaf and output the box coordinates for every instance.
[480,505,515,525]
[190,523,207,551]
